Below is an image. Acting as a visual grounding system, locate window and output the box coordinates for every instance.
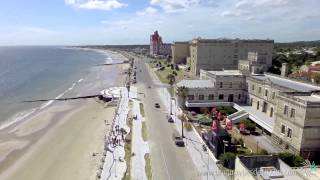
[238,94,241,100]
[284,105,288,115]
[265,90,268,97]
[220,82,223,88]
[270,107,274,117]
[239,82,242,88]
[199,95,204,100]
[188,95,194,100]
[229,82,232,88]
[272,92,276,99]
[287,128,292,138]
[281,125,285,134]
[258,87,262,93]
[257,101,260,110]
[208,94,214,100]
[290,108,296,118]
[251,84,255,91]
[219,94,224,100]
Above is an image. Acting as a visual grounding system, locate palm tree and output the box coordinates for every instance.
[167,73,176,115]
[176,86,188,110]
[176,86,188,138]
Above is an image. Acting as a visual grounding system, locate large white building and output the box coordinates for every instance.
[176,59,320,161]
[171,38,274,75]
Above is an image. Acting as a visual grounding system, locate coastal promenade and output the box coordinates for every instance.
[101,88,129,180]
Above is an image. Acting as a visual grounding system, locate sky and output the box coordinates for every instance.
[0,0,320,45]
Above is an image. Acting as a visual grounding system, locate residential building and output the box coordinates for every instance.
[175,60,320,160]
[273,91,320,159]
[172,38,274,75]
[171,41,189,64]
[150,30,171,56]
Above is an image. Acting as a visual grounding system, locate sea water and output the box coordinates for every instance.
[0,46,121,130]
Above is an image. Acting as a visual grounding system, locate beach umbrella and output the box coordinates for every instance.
[225,118,232,130]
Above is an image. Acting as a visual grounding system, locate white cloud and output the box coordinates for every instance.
[235,0,291,9]
[221,10,249,17]
[137,7,158,15]
[150,0,201,12]
[65,0,127,11]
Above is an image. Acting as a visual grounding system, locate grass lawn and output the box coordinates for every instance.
[140,103,145,117]
[144,153,152,180]
[149,61,195,84]
[142,121,148,141]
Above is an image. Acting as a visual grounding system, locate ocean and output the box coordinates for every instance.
[0,46,122,130]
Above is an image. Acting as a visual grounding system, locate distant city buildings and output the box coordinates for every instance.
[149,31,171,56]
[171,38,274,75]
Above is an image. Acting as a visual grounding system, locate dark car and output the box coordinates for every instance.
[168,115,174,123]
[155,103,160,108]
[172,133,185,147]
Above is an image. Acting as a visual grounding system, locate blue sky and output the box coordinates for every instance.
[0,0,320,45]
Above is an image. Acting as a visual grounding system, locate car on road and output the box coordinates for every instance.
[172,132,185,147]
[154,103,160,108]
[168,115,174,123]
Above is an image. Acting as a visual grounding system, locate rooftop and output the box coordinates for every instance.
[208,70,243,76]
[250,74,320,92]
[176,80,214,88]
[192,38,274,44]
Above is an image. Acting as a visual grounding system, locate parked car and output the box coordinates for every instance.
[168,115,174,123]
[172,133,185,147]
[155,103,160,108]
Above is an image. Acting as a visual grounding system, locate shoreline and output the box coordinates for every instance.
[0,50,129,179]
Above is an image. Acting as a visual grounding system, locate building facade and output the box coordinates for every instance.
[171,41,190,64]
[190,39,274,75]
[171,38,274,75]
[176,64,320,160]
[150,31,171,56]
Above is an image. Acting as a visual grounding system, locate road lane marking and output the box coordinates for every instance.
[160,146,171,180]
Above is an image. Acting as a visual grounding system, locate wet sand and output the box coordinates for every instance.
[2,100,115,180]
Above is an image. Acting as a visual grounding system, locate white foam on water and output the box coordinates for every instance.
[0,78,84,130]
[78,78,84,83]
[0,108,37,131]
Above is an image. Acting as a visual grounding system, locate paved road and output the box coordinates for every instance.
[133,56,199,180]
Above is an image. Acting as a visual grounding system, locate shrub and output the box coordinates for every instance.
[219,153,236,168]
[172,71,178,76]
[259,149,269,155]
[184,122,193,131]
[239,138,244,148]
[240,119,256,132]
[278,152,304,167]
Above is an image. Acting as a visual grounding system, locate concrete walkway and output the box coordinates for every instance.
[131,86,150,180]
[101,88,130,180]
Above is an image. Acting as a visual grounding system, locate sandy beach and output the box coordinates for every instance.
[0,52,129,180]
